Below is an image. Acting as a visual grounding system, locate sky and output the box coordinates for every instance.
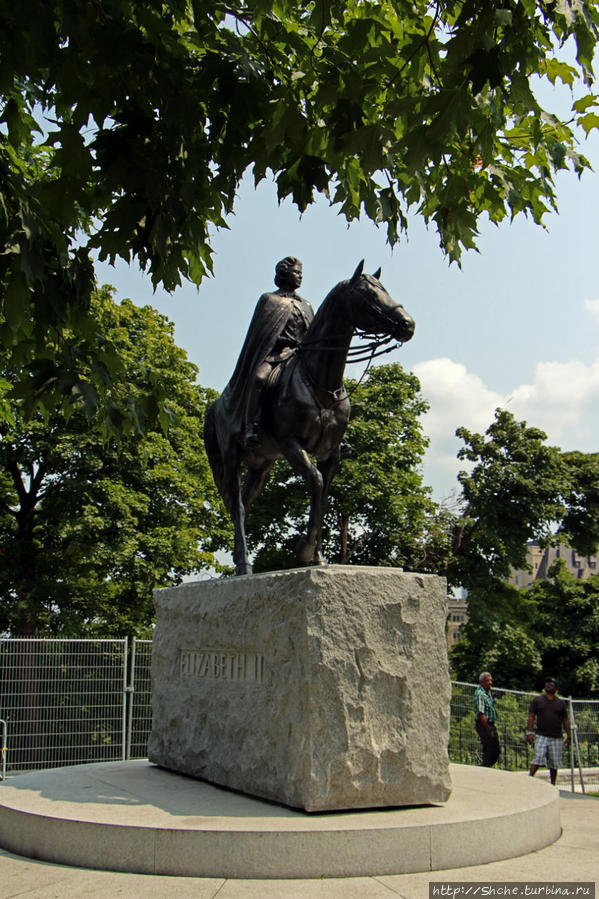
[95,95,599,503]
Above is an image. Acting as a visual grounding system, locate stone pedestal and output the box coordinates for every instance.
[148,565,451,812]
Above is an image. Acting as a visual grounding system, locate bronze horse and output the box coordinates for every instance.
[204,261,415,575]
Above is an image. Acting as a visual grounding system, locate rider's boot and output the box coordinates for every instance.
[243,374,267,447]
[244,421,262,447]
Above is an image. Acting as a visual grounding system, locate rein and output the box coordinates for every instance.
[346,332,403,363]
[297,331,403,408]
[298,332,402,362]
[295,279,408,407]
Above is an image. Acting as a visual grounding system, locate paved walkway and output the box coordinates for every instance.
[0,791,597,898]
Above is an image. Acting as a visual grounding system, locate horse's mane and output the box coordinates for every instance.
[302,279,350,344]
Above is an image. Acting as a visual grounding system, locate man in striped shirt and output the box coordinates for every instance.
[473,671,500,767]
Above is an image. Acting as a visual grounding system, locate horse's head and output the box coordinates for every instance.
[346,260,415,343]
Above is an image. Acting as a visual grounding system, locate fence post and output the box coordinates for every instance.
[569,697,575,792]
[0,719,6,780]
[120,637,128,762]
[125,638,137,761]
[568,698,585,794]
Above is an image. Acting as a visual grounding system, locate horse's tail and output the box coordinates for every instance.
[203,401,230,513]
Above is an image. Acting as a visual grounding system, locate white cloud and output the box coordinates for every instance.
[584,297,599,327]
[412,356,599,500]
[413,358,502,499]
[509,359,599,447]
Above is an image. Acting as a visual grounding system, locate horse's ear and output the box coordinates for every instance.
[373,267,382,280]
[351,260,364,282]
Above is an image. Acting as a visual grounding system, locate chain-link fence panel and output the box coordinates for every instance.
[451,682,599,792]
[0,638,128,774]
[127,638,153,760]
[0,717,6,780]
[452,682,544,771]
[570,699,599,791]
[449,681,482,766]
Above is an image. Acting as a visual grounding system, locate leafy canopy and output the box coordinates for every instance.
[451,559,599,695]
[525,560,599,695]
[1,1,599,418]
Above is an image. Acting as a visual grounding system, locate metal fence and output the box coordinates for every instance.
[0,638,150,776]
[450,681,599,791]
[1,639,598,792]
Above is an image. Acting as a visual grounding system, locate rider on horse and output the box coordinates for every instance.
[220,256,314,447]
[205,259,415,574]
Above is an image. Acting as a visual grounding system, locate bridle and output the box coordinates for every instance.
[296,279,409,401]
[297,279,409,360]
[296,275,412,410]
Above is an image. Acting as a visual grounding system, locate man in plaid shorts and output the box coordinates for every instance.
[527,677,571,785]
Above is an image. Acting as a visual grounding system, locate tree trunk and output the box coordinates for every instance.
[6,455,45,636]
[339,514,349,564]
[13,500,39,635]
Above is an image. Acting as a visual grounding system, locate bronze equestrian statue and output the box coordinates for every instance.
[204,259,415,575]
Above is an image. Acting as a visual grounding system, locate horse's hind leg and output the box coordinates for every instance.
[224,458,252,576]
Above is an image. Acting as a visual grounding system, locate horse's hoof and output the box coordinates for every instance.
[236,563,253,576]
[295,536,315,564]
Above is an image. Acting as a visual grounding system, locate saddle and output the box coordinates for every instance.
[264,347,297,395]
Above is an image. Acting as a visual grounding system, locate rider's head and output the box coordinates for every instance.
[275,257,302,291]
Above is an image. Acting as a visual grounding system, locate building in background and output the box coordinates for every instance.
[447,596,468,648]
[509,542,599,589]
[447,541,599,650]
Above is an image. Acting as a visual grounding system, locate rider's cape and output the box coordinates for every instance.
[220,290,314,442]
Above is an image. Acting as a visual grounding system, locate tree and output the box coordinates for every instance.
[449,409,599,690]
[2,1,599,417]
[452,561,599,694]
[451,597,544,689]
[560,451,599,557]
[449,410,567,686]
[0,287,231,636]
[450,409,568,591]
[246,363,445,571]
[524,560,599,695]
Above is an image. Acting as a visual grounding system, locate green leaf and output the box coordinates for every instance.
[573,94,598,114]
[579,112,599,136]
[3,270,29,332]
[555,0,578,27]
[544,58,577,87]
[495,10,513,27]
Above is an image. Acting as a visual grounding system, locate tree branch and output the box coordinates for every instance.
[386,0,442,90]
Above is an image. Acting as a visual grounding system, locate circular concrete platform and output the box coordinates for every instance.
[0,761,561,878]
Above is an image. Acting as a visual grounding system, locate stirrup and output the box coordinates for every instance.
[244,423,262,447]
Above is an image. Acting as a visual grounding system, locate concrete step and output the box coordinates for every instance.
[0,761,561,878]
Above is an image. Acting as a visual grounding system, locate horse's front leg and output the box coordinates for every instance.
[313,450,340,564]
[225,461,252,576]
[281,439,325,566]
